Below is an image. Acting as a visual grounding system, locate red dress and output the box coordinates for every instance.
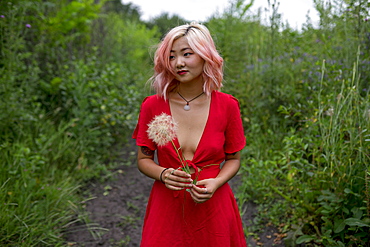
[132,91,247,247]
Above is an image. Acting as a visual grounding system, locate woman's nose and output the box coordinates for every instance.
[176,58,185,68]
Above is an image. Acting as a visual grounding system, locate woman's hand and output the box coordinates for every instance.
[189,178,218,203]
[188,152,241,203]
[163,168,193,191]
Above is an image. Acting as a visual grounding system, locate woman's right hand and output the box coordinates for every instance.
[163,168,193,191]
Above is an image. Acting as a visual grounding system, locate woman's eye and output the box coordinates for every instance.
[184,52,192,57]
[169,55,175,60]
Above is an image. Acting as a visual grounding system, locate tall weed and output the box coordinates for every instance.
[0,120,81,246]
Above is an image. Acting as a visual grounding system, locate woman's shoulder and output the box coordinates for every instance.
[141,94,166,107]
[213,91,239,104]
[142,94,163,102]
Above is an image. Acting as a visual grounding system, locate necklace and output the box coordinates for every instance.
[177,92,204,111]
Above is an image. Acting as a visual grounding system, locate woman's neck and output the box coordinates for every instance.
[177,83,204,98]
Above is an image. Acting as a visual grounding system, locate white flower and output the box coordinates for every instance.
[365,109,370,120]
[147,113,178,146]
[325,107,334,116]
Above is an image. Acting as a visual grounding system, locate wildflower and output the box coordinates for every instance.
[325,107,334,116]
[0,15,4,18]
[366,109,370,120]
[25,24,31,28]
[336,93,344,101]
[147,113,215,185]
[147,113,178,146]
[147,114,191,175]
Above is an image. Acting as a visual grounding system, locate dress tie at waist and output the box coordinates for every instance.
[184,160,219,181]
[170,162,220,198]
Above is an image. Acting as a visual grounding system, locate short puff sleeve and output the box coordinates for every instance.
[224,96,246,154]
[132,97,157,151]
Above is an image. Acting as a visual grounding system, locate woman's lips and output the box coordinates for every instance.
[177,70,187,75]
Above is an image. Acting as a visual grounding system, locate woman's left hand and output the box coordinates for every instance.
[189,178,218,203]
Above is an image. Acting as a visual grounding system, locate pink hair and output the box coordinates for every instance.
[149,22,224,99]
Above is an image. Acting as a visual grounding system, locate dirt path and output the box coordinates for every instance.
[64,142,285,247]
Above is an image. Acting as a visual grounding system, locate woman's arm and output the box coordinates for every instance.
[137,146,193,190]
[137,146,161,180]
[214,152,241,187]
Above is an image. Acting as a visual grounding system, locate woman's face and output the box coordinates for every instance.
[170,37,205,85]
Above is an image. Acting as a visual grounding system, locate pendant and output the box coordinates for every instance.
[184,104,190,111]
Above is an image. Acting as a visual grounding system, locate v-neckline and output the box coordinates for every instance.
[167,92,213,162]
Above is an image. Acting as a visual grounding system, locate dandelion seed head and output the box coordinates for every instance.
[325,107,334,117]
[336,93,344,101]
[147,113,177,146]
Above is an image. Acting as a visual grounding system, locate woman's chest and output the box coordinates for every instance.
[174,107,209,156]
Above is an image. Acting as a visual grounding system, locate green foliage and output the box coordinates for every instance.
[145,13,189,37]
[216,0,370,245]
[0,120,80,246]
[102,0,141,20]
[0,0,156,245]
[46,0,103,43]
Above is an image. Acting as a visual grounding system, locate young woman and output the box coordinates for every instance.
[132,22,247,247]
